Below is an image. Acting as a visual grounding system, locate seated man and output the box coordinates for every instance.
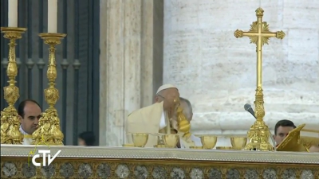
[274,119,318,152]
[273,119,296,147]
[18,99,42,145]
[126,84,194,148]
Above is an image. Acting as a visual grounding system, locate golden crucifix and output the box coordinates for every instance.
[234,8,285,151]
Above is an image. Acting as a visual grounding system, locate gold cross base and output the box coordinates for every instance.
[245,87,273,151]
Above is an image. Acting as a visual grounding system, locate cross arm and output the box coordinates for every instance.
[234,30,285,39]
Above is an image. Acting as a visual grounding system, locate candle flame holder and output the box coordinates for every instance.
[32,33,66,145]
[0,27,26,144]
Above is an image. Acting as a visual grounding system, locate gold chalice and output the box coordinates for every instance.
[200,136,218,149]
[132,133,149,147]
[230,136,247,150]
[163,134,179,148]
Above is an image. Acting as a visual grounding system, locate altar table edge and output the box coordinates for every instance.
[1,145,318,164]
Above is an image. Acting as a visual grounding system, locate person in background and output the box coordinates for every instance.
[273,119,319,152]
[18,99,42,145]
[273,119,296,146]
[78,131,96,146]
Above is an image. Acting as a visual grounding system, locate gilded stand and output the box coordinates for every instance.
[32,33,66,145]
[0,27,26,144]
[234,8,285,151]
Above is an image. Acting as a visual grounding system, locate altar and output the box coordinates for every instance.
[1,145,318,179]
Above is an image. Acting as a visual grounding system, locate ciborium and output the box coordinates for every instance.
[230,137,248,150]
[132,133,149,147]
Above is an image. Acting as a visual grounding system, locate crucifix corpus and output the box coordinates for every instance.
[234,8,285,151]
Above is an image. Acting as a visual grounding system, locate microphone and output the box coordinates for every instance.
[244,104,256,119]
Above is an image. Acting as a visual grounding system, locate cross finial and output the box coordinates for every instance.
[255,8,264,17]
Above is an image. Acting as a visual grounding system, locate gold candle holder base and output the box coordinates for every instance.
[0,27,27,144]
[32,33,66,145]
[244,88,273,151]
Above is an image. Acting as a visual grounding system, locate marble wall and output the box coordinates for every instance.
[99,0,164,146]
[164,0,319,146]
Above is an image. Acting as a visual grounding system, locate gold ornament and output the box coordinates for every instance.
[176,106,191,138]
[32,33,66,145]
[234,8,285,151]
[0,27,27,144]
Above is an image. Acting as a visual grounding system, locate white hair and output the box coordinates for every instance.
[180,97,192,120]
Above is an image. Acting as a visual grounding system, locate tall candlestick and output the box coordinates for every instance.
[8,0,18,27]
[48,0,58,33]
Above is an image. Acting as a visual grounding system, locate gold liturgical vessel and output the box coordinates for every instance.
[200,136,218,149]
[170,99,191,147]
[32,33,66,145]
[234,8,285,151]
[0,27,26,144]
[132,133,149,147]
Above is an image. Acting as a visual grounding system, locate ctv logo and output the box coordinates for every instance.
[32,150,61,166]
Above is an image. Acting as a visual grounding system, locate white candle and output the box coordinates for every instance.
[48,0,58,33]
[8,0,18,27]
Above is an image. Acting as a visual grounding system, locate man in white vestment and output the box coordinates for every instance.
[18,99,42,145]
[126,84,196,148]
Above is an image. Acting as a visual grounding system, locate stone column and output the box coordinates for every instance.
[99,0,164,146]
[164,0,319,146]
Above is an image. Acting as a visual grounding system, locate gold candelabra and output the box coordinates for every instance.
[234,8,285,151]
[0,27,26,144]
[32,33,66,145]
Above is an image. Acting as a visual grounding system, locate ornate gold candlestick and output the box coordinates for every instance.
[234,8,285,151]
[0,27,26,144]
[32,33,66,145]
